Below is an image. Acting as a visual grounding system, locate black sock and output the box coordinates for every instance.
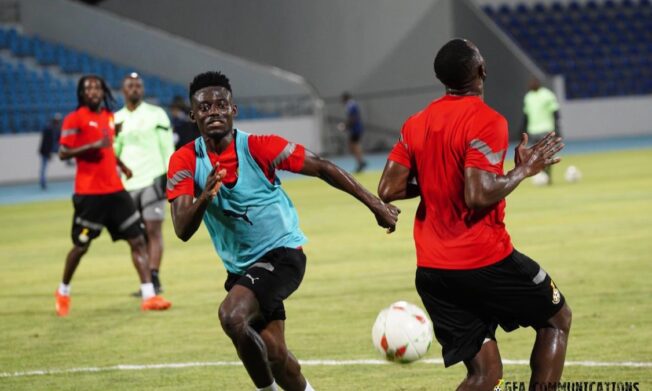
[151,269,161,289]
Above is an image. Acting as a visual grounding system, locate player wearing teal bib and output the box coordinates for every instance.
[167,71,400,391]
[115,73,175,293]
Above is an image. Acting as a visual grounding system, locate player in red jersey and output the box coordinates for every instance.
[55,75,171,316]
[378,39,571,390]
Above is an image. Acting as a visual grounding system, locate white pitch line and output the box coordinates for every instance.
[1,359,650,378]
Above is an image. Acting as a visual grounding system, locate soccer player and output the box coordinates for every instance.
[521,77,561,184]
[378,39,572,390]
[340,92,366,173]
[167,71,399,391]
[37,113,62,190]
[55,75,171,317]
[114,72,175,294]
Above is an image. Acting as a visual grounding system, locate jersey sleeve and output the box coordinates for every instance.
[546,90,560,112]
[387,120,413,169]
[112,110,124,156]
[464,113,508,175]
[156,108,175,169]
[248,134,306,178]
[59,112,79,148]
[113,128,124,159]
[166,144,196,201]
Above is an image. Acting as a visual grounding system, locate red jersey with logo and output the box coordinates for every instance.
[167,133,306,201]
[388,95,513,270]
[59,107,124,195]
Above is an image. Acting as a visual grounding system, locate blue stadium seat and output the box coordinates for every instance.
[0,24,279,134]
[483,0,652,99]
[0,28,9,49]
[515,3,528,14]
[0,115,9,134]
[550,2,563,13]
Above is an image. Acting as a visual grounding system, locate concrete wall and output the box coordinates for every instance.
[98,0,453,137]
[18,0,314,99]
[234,116,322,154]
[0,116,321,184]
[99,0,444,96]
[558,92,652,140]
[0,133,77,183]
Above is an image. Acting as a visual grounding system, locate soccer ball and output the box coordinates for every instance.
[371,301,434,363]
[531,171,550,186]
[564,165,582,183]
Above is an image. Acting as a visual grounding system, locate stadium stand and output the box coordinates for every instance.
[482,0,652,99]
[0,24,275,134]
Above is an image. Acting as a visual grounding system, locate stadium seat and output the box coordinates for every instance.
[0,24,205,134]
[483,0,652,99]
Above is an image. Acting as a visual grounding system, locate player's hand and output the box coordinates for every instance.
[372,200,401,233]
[514,132,528,166]
[122,165,133,179]
[203,162,227,201]
[514,132,564,178]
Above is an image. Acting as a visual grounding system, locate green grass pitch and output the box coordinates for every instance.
[0,148,650,390]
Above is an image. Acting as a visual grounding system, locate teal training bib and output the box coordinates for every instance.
[194,130,307,274]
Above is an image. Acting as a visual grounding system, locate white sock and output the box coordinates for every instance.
[256,380,278,391]
[141,283,156,299]
[58,283,71,296]
[304,380,315,391]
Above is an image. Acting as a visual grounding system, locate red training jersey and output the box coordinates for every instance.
[388,95,513,270]
[166,133,306,201]
[59,107,124,195]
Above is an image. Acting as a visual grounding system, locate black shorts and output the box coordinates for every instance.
[349,132,362,143]
[415,249,566,367]
[71,191,144,247]
[224,247,306,332]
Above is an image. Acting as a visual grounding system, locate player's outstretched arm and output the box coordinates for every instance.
[378,160,420,203]
[116,158,133,179]
[300,150,400,232]
[58,135,110,160]
[464,132,564,209]
[171,163,226,241]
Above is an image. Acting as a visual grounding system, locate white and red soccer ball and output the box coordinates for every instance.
[371,301,434,363]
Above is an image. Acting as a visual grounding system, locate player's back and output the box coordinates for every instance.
[399,95,512,269]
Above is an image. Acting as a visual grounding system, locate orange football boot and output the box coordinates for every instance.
[55,291,70,317]
[141,295,172,311]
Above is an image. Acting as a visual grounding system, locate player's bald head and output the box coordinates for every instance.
[123,72,142,84]
[434,38,485,90]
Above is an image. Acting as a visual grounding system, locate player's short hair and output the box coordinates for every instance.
[189,71,232,101]
[433,39,481,90]
[76,74,115,110]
